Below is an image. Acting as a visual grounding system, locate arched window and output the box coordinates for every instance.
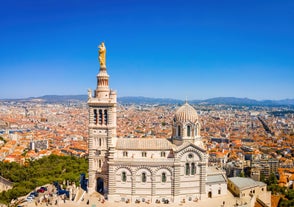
[177,125,181,137]
[142,172,147,182]
[162,172,166,182]
[98,160,101,168]
[104,110,108,125]
[121,172,127,182]
[191,163,196,175]
[185,163,190,175]
[99,138,101,146]
[94,109,97,124]
[187,125,191,137]
[123,151,128,157]
[99,109,103,125]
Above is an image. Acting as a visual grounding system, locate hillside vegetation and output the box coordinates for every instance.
[0,155,88,205]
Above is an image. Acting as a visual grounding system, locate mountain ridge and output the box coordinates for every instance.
[1,95,294,106]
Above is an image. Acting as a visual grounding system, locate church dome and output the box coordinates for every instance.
[174,102,198,123]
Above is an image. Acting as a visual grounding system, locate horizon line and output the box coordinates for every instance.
[0,94,293,102]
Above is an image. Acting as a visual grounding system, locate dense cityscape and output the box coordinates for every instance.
[0,98,294,206]
[1,100,293,165]
[1,1,294,206]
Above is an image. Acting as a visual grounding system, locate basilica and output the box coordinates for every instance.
[87,43,227,203]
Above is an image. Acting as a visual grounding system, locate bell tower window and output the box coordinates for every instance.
[104,110,108,125]
[94,109,97,124]
[99,109,103,125]
[177,125,181,137]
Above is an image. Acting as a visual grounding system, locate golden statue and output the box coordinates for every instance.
[98,42,106,67]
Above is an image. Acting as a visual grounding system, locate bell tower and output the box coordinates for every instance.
[88,42,117,193]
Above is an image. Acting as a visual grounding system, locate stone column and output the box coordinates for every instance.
[199,162,207,199]
[172,163,181,202]
[88,127,95,192]
[107,164,115,195]
[151,172,156,201]
[131,172,136,202]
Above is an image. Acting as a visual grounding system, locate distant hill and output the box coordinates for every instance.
[1,95,88,103]
[195,97,259,105]
[37,95,87,102]
[1,95,294,106]
[193,97,294,106]
[118,96,184,105]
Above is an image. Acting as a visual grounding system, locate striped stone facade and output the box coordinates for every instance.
[88,47,227,203]
[106,141,208,203]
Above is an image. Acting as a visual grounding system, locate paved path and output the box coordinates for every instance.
[23,191,252,207]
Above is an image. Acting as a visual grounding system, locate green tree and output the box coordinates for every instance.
[0,155,88,204]
[239,171,245,177]
[260,173,266,182]
[268,172,278,185]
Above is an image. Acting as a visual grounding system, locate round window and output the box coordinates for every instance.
[188,153,193,159]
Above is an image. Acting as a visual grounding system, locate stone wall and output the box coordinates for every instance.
[0,176,13,192]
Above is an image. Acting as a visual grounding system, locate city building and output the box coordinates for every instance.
[228,177,271,206]
[30,139,49,151]
[87,43,227,203]
[252,158,279,178]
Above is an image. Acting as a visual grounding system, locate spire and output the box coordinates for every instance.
[97,67,109,89]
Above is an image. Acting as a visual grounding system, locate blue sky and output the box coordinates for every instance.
[0,0,293,100]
